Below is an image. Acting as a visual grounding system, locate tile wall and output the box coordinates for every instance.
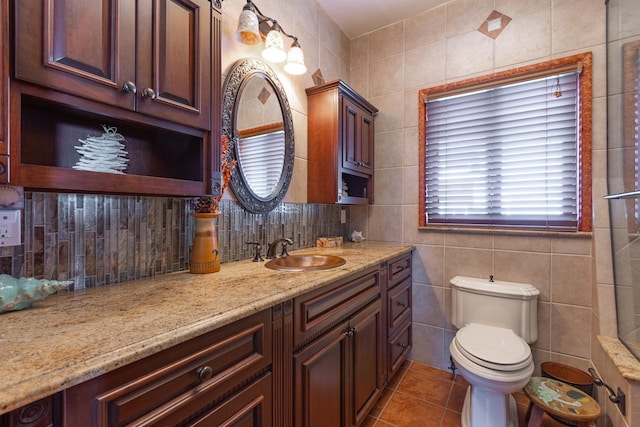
[0,193,346,291]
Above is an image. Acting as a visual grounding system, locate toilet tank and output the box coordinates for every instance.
[450,276,540,343]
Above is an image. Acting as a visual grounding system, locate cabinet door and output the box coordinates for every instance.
[136,0,211,129]
[348,299,384,427]
[294,321,349,427]
[14,0,137,110]
[342,96,373,175]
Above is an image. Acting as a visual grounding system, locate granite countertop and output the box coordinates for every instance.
[0,242,413,414]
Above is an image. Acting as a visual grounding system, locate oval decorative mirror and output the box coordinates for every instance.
[222,58,295,214]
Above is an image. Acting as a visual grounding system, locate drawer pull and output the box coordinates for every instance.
[197,366,213,381]
[344,327,358,338]
[398,343,407,349]
[397,301,406,308]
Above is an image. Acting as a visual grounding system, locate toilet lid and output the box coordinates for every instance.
[455,323,532,371]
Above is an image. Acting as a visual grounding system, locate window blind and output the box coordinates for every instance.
[424,72,580,229]
[237,130,285,198]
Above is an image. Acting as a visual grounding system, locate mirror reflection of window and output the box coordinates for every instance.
[237,124,285,198]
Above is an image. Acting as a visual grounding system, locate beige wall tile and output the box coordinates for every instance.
[369,21,405,62]
[374,168,403,206]
[404,41,447,90]
[319,43,340,82]
[404,89,420,128]
[413,245,446,287]
[405,6,446,52]
[413,283,446,327]
[349,65,368,96]
[368,205,403,242]
[495,0,551,17]
[445,0,494,38]
[375,130,405,169]
[550,303,591,358]
[551,236,592,255]
[370,55,405,97]
[410,323,445,367]
[350,35,369,69]
[535,301,552,351]
[551,254,592,307]
[551,0,605,55]
[444,247,493,281]
[294,0,319,38]
[494,234,551,253]
[494,9,551,68]
[404,127,419,167]
[403,206,445,245]
[445,31,494,79]
[493,251,551,301]
[597,284,617,336]
[444,233,493,250]
[403,165,418,206]
[319,8,341,57]
[370,92,405,132]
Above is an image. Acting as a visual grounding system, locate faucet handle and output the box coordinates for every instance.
[246,242,264,262]
[280,239,294,257]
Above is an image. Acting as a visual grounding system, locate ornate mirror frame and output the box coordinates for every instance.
[222,58,295,214]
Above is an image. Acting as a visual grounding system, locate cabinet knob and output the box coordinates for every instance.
[398,342,407,349]
[142,87,157,100]
[196,365,213,381]
[121,81,137,94]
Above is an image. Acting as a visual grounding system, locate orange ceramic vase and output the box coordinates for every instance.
[190,212,221,274]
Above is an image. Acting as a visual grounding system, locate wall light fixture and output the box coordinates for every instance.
[233,0,307,75]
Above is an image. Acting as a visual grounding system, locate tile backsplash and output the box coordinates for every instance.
[0,192,346,290]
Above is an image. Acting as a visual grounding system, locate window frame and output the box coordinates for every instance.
[418,53,593,232]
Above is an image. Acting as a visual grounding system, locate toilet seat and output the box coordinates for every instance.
[454,323,532,371]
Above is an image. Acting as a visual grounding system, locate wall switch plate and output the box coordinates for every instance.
[0,210,21,246]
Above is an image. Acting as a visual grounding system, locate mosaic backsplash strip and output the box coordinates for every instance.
[0,192,347,290]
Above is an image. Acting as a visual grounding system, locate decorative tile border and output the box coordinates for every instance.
[0,193,347,290]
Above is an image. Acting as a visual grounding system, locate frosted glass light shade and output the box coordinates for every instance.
[262,27,286,63]
[284,43,306,75]
[235,6,261,45]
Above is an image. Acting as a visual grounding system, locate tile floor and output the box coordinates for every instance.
[363,360,571,427]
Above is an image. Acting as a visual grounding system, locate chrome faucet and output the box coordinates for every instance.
[266,238,294,259]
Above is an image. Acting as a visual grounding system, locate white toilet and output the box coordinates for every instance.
[449,276,540,427]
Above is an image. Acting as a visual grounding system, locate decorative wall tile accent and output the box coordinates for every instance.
[478,10,511,39]
[0,193,347,291]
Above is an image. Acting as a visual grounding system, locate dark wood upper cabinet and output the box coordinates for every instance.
[306,80,378,205]
[14,0,210,130]
[9,0,220,196]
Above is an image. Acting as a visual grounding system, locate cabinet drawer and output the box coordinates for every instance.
[190,373,272,427]
[64,310,272,426]
[387,277,411,334]
[294,266,381,348]
[388,253,411,289]
[388,321,412,378]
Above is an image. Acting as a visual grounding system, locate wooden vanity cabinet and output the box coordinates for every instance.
[386,253,413,377]
[62,310,272,427]
[306,81,378,205]
[292,266,386,427]
[8,0,221,196]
